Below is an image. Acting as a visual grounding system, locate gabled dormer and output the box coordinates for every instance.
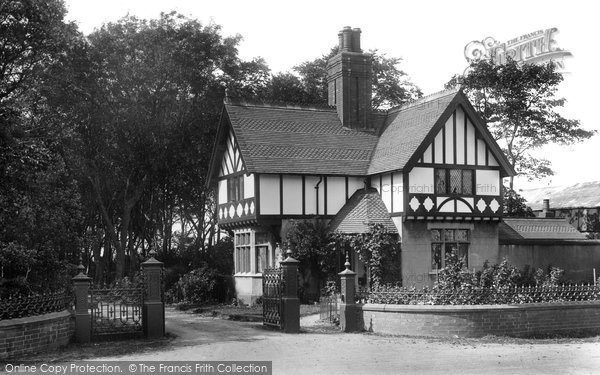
[368,89,515,220]
[207,111,257,228]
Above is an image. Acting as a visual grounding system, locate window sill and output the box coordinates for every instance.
[234,272,264,278]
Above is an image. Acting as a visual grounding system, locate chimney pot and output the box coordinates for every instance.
[341,26,353,52]
[352,28,362,52]
[539,198,554,218]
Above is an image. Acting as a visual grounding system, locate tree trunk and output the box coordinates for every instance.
[93,234,104,284]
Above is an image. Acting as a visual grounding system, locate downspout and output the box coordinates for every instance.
[315,176,323,215]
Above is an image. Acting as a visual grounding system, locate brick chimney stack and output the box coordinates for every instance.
[327,26,372,130]
[539,198,555,218]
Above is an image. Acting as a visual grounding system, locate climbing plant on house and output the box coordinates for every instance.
[332,223,400,287]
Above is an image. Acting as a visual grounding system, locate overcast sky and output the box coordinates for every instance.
[63,0,600,191]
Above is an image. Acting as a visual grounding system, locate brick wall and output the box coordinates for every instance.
[499,242,600,283]
[402,221,500,288]
[361,302,600,337]
[0,310,74,359]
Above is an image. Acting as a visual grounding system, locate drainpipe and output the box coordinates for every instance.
[315,176,323,215]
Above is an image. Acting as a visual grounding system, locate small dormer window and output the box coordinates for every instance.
[435,169,473,195]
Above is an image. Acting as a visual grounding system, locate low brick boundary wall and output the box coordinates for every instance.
[0,310,74,359]
[361,302,600,337]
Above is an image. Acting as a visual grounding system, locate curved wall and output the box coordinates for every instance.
[0,310,73,359]
[361,302,600,337]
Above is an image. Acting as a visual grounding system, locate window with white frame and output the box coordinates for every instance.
[234,231,252,273]
[255,232,274,273]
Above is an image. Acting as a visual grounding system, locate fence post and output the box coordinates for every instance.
[141,252,164,339]
[72,261,91,343]
[339,254,362,332]
[280,249,300,333]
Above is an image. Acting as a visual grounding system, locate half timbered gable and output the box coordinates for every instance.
[218,129,244,177]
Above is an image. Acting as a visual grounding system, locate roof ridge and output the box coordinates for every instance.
[386,87,460,114]
[504,217,568,220]
[225,97,336,112]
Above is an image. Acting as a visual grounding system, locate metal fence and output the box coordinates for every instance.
[262,268,283,328]
[319,293,339,323]
[0,291,73,320]
[366,284,600,305]
[90,286,144,338]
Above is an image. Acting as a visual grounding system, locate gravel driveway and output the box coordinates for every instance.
[86,307,600,374]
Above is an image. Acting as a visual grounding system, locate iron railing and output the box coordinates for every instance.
[90,286,143,338]
[0,291,73,320]
[366,284,600,305]
[319,293,339,323]
[262,268,283,328]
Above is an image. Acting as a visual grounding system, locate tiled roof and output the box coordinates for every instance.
[500,218,587,241]
[226,104,378,175]
[519,181,600,210]
[367,89,458,175]
[328,188,398,234]
[222,88,508,177]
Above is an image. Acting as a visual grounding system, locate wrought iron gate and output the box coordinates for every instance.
[262,268,283,328]
[90,286,144,339]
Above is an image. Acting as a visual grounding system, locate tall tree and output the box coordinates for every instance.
[0,0,84,291]
[49,13,270,280]
[447,59,595,188]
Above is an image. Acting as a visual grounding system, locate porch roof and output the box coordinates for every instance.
[328,188,398,234]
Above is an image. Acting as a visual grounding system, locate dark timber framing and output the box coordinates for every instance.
[323,176,328,215]
[279,173,284,215]
[464,110,468,165]
[345,177,349,201]
[302,175,306,215]
[452,111,457,165]
[390,172,394,211]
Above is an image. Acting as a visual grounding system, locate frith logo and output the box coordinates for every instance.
[464,28,572,69]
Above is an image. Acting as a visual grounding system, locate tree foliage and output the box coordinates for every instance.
[42,12,272,281]
[259,47,422,109]
[1,5,424,294]
[0,0,83,292]
[447,59,595,188]
[332,223,400,287]
[283,219,336,281]
[1,6,270,288]
[503,187,535,217]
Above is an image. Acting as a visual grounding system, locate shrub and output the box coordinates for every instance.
[367,257,574,305]
[166,263,234,305]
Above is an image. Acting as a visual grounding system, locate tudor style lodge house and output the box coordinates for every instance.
[208,27,516,304]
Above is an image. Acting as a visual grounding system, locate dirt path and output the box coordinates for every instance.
[87,307,600,374]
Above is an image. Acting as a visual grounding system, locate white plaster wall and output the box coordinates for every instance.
[476,170,500,196]
[259,175,280,214]
[243,173,254,199]
[282,175,302,214]
[327,177,346,214]
[409,167,434,194]
[456,108,465,165]
[381,173,392,212]
[392,171,403,212]
[218,180,227,204]
[466,119,476,165]
[347,176,364,198]
[444,117,454,164]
